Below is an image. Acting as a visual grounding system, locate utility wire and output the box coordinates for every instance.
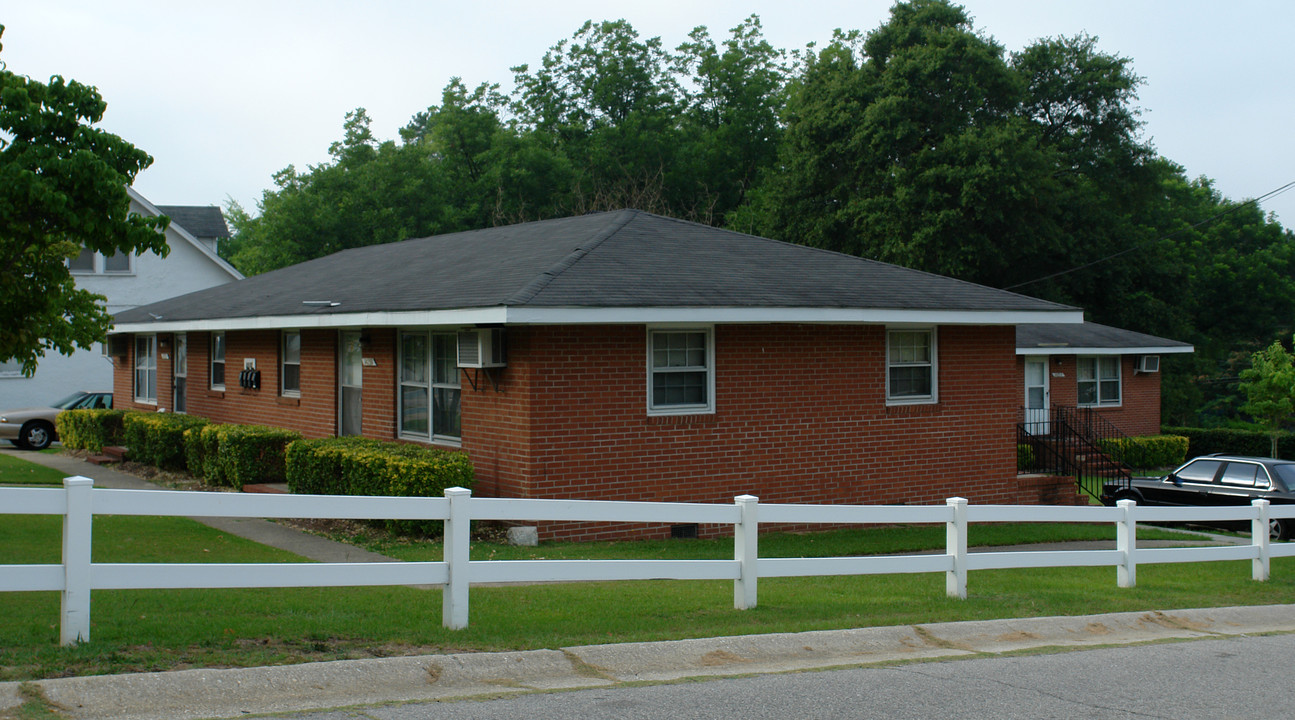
[1003,178,1295,291]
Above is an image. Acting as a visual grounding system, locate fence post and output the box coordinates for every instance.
[1116,499,1136,588]
[946,497,967,599]
[733,495,758,610]
[442,487,471,630]
[1252,499,1270,582]
[61,477,94,645]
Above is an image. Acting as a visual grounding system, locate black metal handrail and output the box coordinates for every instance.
[1017,406,1132,502]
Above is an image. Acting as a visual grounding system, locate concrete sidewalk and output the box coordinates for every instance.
[3,604,1294,720]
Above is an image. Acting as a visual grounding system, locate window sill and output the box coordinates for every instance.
[276,396,301,407]
[885,403,940,418]
[207,389,225,398]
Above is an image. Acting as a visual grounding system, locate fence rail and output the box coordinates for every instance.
[3,477,1294,646]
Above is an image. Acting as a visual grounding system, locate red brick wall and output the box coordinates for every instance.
[114,323,1068,540]
[462,324,1025,541]
[1016,355,1163,436]
[117,329,340,438]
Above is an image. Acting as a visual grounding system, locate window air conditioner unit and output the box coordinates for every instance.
[107,336,130,357]
[1137,355,1160,373]
[457,328,506,368]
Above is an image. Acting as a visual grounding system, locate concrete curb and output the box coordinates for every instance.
[4,604,1293,720]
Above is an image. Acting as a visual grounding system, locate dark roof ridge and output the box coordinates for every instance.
[505,209,637,304]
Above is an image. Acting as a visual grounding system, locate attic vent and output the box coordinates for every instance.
[1137,355,1160,373]
[457,329,507,368]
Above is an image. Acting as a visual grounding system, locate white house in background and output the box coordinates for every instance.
[0,187,243,409]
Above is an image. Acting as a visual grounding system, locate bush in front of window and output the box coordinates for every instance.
[1161,426,1294,460]
[122,412,210,471]
[1098,434,1190,471]
[285,437,475,536]
[55,409,126,453]
[210,425,303,490]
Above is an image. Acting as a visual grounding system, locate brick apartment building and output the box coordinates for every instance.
[107,211,1186,539]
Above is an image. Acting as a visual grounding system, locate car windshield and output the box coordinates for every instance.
[1273,464,1295,490]
[50,392,89,410]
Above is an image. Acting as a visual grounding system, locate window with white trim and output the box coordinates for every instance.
[1077,356,1120,406]
[398,330,461,442]
[210,332,226,390]
[886,328,937,404]
[67,246,133,274]
[134,334,157,403]
[648,328,714,414]
[281,330,301,396]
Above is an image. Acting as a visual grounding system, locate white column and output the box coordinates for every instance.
[442,487,472,630]
[1252,499,1270,582]
[946,497,967,599]
[734,495,759,610]
[61,477,94,645]
[1117,499,1137,588]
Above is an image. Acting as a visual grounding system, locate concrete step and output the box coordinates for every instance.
[101,445,129,462]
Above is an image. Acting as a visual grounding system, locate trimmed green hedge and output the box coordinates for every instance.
[122,413,211,471]
[286,437,474,535]
[1162,426,1294,460]
[55,409,126,452]
[1097,434,1189,471]
[216,425,302,490]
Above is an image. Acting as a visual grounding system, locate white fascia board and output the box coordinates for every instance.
[504,307,1086,326]
[112,306,1083,335]
[1017,345,1195,356]
[112,308,510,334]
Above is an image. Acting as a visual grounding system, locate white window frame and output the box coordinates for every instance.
[885,327,938,405]
[1077,355,1121,407]
[281,330,301,397]
[69,247,97,273]
[101,249,133,274]
[646,326,715,416]
[134,334,157,404]
[210,331,226,391]
[397,329,462,444]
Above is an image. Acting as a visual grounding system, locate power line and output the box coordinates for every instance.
[1003,178,1295,292]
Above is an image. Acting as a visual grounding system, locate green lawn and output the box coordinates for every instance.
[0,453,68,486]
[2,453,1293,682]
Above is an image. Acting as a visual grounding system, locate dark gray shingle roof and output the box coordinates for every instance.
[156,206,231,240]
[1017,322,1193,352]
[116,210,1075,325]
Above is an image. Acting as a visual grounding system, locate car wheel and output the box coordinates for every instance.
[1114,491,1141,505]
[1269,518,1291,542]
[19,421,53,451]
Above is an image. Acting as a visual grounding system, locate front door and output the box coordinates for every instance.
[1023,357,1050,435]
[172,333,187,413]
[339,331,363,436]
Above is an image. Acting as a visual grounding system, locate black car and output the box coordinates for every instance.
[1103,455,1295,540]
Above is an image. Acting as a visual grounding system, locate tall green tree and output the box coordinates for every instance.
[1239,340,1295,457]
[0,25,168,373]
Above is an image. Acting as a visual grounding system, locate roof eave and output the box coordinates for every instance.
[112,306,1082,334]
[1016,345,1195,356]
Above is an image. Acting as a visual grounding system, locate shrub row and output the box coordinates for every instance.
[286,437,475,535]
[55,409,126,453]
[286,437,474,497]
[1161,426,1294,460]
[185,424,302,490]
[123,413,210,470]
[1097,434,1189,471]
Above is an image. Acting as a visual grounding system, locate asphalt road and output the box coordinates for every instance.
[275,633,1295,720]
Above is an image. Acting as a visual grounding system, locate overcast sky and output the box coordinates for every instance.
[4,0,1292,227]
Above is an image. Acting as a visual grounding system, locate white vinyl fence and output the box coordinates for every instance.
[3,477,1294,646]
